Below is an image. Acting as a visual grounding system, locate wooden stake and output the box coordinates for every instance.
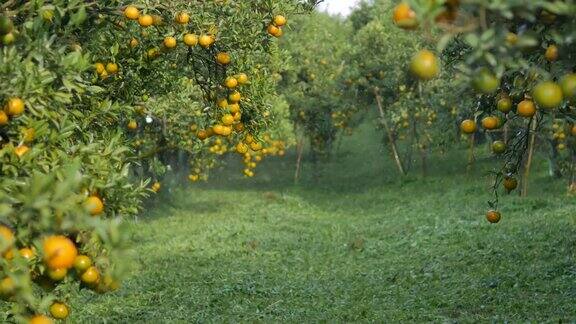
[294,135,304,185]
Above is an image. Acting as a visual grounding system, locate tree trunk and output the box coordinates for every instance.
[294,135,304,185]
[521,117,538,197]
[373,89,406,176]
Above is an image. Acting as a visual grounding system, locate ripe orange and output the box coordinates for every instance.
[560,73,576,100]
[19,247,35,260]
[267,24,282,37]
[151,182,161,193]
[49,302,69,320]
[224,77,238,89]
[14,145,29,158]
[197,130,208,140]
[129,38,139,47]
[175,12,190,24]
[460,119,477,134]
[486,210,501,223]
[127,120,137,130]
[216,52,231,65]
[183,33,198,46]
[105,62,118,74]
[188,174,199,182]
[124,6,140,20]
[497,96,512,113]
[0,277,15,296]
[222,114,234,126]
[472,68,500,94]
[217,98,228,109]
[84,195,104,216]
[393,2,418,29]
[0,111,7,125]
[81,266,100,285]
[250,142,262,151]
[229,103,240,114]
[503,177,518,192]
[5,97,25,116]
[28,315,54,324]
[274,15,287,27]
[138,14,154,27]
[43,235,78,270]
[220,126,232,136]
[73,255,92,272]
[517,100,536,117]
[0,225,14,254]
[236,142,249,154]
[481,116,499,130]
[532,81,563,109]
[228,91,241,103]
[94,63,105,74]
[491,140,506,154]
[198,34,214,48]
[237,73,249,85]
[410,50,439,80]
[47,268,67,281]
[572,124,576,136]
[163,36,177,49]
[545,44,558,62]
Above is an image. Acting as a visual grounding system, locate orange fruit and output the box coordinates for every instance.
[393,2,418,29]
[127,120,137,130]
[197,130,208,140]
[28,315,54,324]
[545,44,558,62]
[497,96,512,113]
[250,142,262,151]
[216,52,231,65]
[163,36,177,49]
[517,100,536,117]
[49,302,69,320]
[410,50,439,80]
[198,34,214,48]
[94,62,105,74]
[124,6,140,20]
[47,268,67,281]
[84,195,104,216]
[129,38,139,47]
[14,145,29,158]
[503,177,518,192]
[486,210,501,223]
[0,277,15,296]
[506,32,518,46]
[19,247,35,260]
[73,255,92,273]
[5,97,25,116]
[81,266,100,285]
[138,14,153,27]
[472,68,500,94]
[224,77,238,89]
[0,225,14,254]
[228,91,241,103]
[571,124,576,136]
[273,15,287,27]
[481,116,499,130]
[236,142,249,154]
[217,98,228,109]
[183,33,198,46]
[0,111,7,125]
[175,12,190,24]
[237,73,249,85]
[532,81,563,109]
[460,119,477,134]
[222,114,234,126]
[229,103,240,114]
[267,24,282,37]
[491,140,506,154]
[560,73,576,100]
[43,236,77,270]
[106,62,118,74]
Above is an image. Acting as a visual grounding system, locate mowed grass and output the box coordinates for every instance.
[71,123,576,322]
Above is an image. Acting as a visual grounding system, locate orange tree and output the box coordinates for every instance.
[0,0,315,322]
[277,12,355,179]
[391,0,576,221]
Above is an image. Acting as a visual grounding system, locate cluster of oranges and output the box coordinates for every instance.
[267,15,287,38]
[0,226,117,323]
[93,62,119,79]
[237,135,286,177]
[1,97,31,158]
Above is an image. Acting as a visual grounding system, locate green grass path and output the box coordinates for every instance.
[71,126,576,322]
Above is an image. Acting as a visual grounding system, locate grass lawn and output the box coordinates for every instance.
[70,124,576,322]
